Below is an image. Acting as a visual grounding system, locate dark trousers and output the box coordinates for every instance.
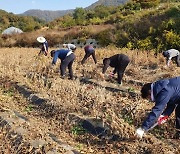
[175,104,180,129]
[60,53,75,79]
[114,57,130,84]
[168,55,180,67]
[81,51,97,64]
[175,55,180,67]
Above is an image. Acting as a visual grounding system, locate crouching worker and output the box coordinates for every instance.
[37,36,48,56]
[63,43,77,52]
[162,49,180,67]
[81,44,97,64]
[101,54,130,84]
[50,49,75,80]
[136,76,180,139]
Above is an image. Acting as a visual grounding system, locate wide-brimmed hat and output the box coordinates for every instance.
[37,36,46,43]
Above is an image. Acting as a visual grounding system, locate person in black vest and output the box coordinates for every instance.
[50,49,75,80]
[81,44,97,64]
[101,54,130,84]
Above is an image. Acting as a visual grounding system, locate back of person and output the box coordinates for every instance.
[109,54,130,67]
[163,49,179,58]
[154,77,180,99]
[63,43,76,51]
[55,49,71,60]
[84,45,94,53]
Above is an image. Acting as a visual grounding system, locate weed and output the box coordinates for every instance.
[3,88,14,97]
[25,104,34,112]
[71,124,86,135]
[128,87,135,92]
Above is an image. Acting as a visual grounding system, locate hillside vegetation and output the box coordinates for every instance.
[21,9,74,22]
[48,1,180,52]
[0,9,45,33]
[0,0,179,52]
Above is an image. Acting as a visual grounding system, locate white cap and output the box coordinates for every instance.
[37,36,46,43]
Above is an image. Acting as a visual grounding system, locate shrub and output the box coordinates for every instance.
[95,29,116,47]
[137,37,153,50]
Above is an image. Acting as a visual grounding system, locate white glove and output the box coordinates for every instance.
[136,127,145,138]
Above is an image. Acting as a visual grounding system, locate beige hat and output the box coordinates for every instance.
[37,36,46,43]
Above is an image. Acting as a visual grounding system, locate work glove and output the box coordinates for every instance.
[109,72,114,77]
[135,127,145,138]
[157,115,168,125]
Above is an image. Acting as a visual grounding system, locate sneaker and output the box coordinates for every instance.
[60,75,65,79]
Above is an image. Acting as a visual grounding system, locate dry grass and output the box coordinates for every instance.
[0,47,180,153]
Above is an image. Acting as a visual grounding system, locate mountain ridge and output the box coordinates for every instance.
[20,0,129,22]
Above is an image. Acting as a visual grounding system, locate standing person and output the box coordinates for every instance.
[81,44,97,64]
[63,43,76,52]
[162,49,180,67]
[101,54,130,84]
[136,76,180,139]
[37,36,48,56]
[50,49,75,80]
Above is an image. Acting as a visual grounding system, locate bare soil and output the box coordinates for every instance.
[0,47,180,153]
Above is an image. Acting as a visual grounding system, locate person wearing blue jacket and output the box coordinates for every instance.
[136,76,180,139]
[50,49,75,80]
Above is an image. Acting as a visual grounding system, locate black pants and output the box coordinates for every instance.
[175,104,180,129]
[60,53,75,79]
[175,55,180,67]
[114,56,130,84]
[168,55,180,67]
[81,51,97,64]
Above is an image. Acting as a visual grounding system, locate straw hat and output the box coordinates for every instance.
[37,36,46,43]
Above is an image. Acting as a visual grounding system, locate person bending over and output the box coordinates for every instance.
[101,54,130,84]
[51,49,75,80]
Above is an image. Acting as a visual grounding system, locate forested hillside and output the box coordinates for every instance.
[47,0,180,52]
[0,10,45,32]
[20,0,129,22]
[21,9,74,22]
[0,0,179,52]
[87,0,129,9]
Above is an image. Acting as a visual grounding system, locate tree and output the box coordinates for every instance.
[132,0,160,8]
[73,8,86,25]
[94,5,111,19]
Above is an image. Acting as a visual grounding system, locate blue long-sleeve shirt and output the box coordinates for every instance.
[142,76,180,130]
[52,49,71,65]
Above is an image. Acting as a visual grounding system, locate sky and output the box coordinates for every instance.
[0,0,98,14]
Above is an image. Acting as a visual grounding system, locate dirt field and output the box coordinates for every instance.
[0,47,180,153]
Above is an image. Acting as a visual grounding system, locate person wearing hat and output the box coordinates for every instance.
[81,43,97,65]
[50,49,75,80]
[162,49,180,67]
[63,43,76,52]
[37,36,48,56]
[136,76,180,139]
[101,54,130,84]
